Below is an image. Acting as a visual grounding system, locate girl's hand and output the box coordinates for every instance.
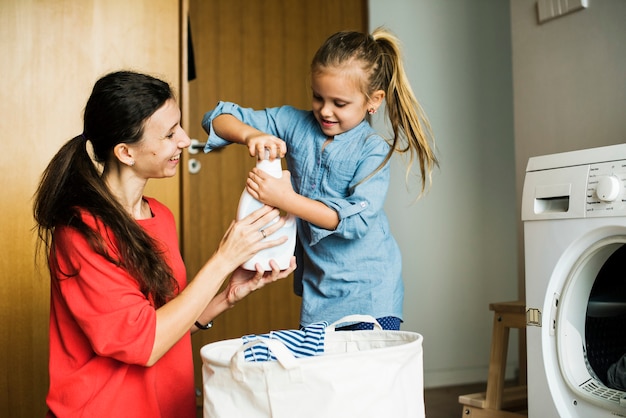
[225,258,297,305]
[246,168,294,208]
[215,205,288,268]
[245,133,287,160]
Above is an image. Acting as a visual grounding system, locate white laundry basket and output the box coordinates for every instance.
[200,315,425,418]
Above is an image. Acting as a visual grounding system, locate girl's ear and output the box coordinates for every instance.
[369,89,386,111]
[113,143,136,167]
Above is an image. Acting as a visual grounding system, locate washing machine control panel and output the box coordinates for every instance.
[586,160,626,216]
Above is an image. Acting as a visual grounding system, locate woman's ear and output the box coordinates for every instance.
[113,143,136,167]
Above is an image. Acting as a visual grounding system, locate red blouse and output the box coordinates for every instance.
[46,197,195,418]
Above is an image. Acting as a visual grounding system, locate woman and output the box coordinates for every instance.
[33,70,296,417]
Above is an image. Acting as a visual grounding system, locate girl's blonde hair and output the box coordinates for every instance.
[311,27,438,194]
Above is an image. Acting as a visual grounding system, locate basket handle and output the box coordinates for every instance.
[231,337,298,368]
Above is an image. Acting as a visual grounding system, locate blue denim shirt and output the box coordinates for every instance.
[202,102,403,325]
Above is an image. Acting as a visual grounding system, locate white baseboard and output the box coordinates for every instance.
[424,363,519,389]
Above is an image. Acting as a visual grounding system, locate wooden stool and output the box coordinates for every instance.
[458,301,527,417]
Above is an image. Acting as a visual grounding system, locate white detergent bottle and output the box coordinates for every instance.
[236,150,297,271]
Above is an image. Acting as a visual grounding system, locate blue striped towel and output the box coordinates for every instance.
[242,321,328,362]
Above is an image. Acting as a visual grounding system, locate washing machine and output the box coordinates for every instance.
[523,143,626,417]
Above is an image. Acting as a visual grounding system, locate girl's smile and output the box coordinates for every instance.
[311,69,370,137]
[319,118,338,129]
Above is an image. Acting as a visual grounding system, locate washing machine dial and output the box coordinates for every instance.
[595,175,621,202]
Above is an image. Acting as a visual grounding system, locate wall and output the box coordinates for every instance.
[512,0,625,170]
[369,0,518,387]
[369,0,626,388]
[511,0,626,294]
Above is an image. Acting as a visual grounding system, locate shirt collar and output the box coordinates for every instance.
[332,119,371,141]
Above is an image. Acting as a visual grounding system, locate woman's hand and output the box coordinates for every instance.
[225,258,297,306]
[214,205,289,268]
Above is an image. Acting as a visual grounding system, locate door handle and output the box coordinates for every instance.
[188,139,206,154]
[187,139,205,174]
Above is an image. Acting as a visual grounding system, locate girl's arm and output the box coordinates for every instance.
[247,168,340,230]
[279,190,339,230]
[212,114,286,160]
[212,115,338,228]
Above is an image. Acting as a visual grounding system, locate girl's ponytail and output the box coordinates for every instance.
[372,27,438,195]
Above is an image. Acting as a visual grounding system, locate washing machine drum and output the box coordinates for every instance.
[556,237,626,411]
[586,244,626,391]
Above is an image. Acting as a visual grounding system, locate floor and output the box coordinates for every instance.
[424,381,487,418]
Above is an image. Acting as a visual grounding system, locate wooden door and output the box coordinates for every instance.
[0,1,181,416]
[183,0,368,402]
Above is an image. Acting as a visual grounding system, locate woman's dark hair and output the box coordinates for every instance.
[33,71,178,307]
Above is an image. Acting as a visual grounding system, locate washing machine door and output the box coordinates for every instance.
[550,235,626,416]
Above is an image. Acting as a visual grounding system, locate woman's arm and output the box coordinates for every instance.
[148,205,295,366]
[192,257,297,331]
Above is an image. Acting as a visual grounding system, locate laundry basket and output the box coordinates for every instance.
[200,315,424,418]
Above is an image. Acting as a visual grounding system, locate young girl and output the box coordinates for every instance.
[202,27,438,330]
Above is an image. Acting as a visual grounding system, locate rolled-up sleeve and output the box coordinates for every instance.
[202,102,305,153]
[201,101,242,152]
